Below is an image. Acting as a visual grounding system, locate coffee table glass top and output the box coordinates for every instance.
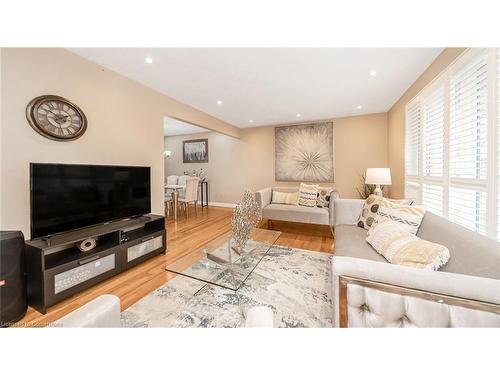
[166,228,281,291]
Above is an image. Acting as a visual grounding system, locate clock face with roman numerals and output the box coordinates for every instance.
[26,95,87,141]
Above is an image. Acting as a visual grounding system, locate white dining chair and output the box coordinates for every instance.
[177,175,189,199]
[166,175,179,185]
[165,175,179,197]
[178,177,199,218]
[164,192,173,217]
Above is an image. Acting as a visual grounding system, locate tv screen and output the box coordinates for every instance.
[30,163,151,239]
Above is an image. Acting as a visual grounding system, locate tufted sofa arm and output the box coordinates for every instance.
[332,256,500,328]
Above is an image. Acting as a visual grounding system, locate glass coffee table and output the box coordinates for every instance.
[166,228,281,293]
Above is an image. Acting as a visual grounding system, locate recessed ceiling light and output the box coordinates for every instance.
[217,100,223,105]
[296,113,301,118]
[249,120,254,124]
[369,70,377,77]
[357,105,362,110]
[145,57,153,64]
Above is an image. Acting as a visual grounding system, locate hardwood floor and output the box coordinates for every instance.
[17,206,334,327]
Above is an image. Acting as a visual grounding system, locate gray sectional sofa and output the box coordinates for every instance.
[331,198,500,327]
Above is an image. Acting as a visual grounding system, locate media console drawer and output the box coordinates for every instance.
[127,235,163,262]
[54,253,116,294]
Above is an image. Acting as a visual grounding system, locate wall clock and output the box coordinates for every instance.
[26,95,87,141]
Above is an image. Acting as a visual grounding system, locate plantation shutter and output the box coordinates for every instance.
[449,187,487,234]
[449,52,488,180]
[422,87,445,177]
[448,50,488,233]
[405,102,421,177]
[405,181,421,204]
[422,184,444,216]
[497,50,500,240]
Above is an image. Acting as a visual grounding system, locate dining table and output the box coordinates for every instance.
[165,184,185,220]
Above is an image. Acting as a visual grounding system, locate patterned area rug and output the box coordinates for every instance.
[121,245,333,328]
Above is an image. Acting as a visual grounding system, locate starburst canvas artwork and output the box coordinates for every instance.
[275,121,334,182]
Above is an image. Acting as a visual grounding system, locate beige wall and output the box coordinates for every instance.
[0,48,239,238]
[165,112,388,203]
[387,48,467,198]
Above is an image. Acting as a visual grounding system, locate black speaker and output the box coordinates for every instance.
[0,231,27,326]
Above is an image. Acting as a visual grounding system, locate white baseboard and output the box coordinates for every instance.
[207,201,236,208]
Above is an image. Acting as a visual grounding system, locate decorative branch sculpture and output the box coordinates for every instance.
[231,190,262,255]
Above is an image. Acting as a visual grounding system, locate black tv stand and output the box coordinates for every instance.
[25,214,166,314]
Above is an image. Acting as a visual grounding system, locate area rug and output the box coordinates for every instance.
[121,245,333,328]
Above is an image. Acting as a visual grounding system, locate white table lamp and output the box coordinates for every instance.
[365,168,392,197]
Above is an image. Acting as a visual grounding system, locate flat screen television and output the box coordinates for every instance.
[30,163,151,239]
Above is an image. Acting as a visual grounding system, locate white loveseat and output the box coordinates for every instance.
[255,187,339,232]
[331,198,500,328]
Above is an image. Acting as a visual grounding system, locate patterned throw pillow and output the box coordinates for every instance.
[298,183,319,207]
[357,195,399,230]
[387,198,414,206]
[316,187,334,208]
[366,220,450,270]
[370,205,426,235]
[271,191,299,205]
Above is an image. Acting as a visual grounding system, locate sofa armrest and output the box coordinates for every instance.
[328,190,340,226]
[331,256,500,327]
[333,198,364,226]
[50,295,121,328]
[255,187,272,211]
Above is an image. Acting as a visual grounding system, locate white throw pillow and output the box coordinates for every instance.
[369,205,426,235]
[366,220,450,270]
[271,191,299,205]
[298,183,319,207]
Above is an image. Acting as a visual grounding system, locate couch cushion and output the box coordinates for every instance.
[334,225,386,263]
[263,203,329,225]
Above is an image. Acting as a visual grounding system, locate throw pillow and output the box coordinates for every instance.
[298,183,319,207]
[366,220,450,270]
[370,205,426,235]
[271,190,299,205]
[356,195,400,230]
[388,198,414,206]
[316,187,334,208]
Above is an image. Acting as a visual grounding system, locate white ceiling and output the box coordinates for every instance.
[164,116,209,137]
[70,48,443,128]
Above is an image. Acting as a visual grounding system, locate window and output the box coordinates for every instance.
[405,48,499,241]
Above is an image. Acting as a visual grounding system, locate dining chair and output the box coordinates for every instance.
[164,193,173,217]
[177,175,189,199]
[166,175,179,185]
[178,177,200,218]
[166,175,179,196]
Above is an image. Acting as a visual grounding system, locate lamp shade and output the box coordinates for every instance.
[365,168,392,185]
